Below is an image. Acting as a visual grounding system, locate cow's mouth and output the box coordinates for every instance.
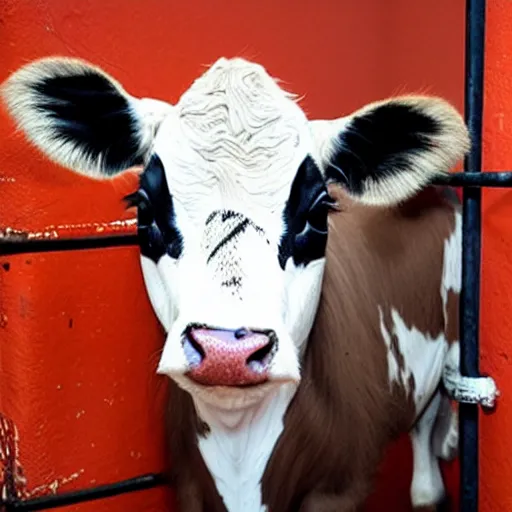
[182,325,277,387]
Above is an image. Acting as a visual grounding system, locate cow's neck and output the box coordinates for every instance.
[194,383,297,512]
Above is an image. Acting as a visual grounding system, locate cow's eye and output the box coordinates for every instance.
[306,191,337,233]
[125,189,154,227]
[138,200,154,229]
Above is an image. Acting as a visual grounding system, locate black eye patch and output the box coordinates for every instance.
[124,154,183,262]
[278,156,334,269]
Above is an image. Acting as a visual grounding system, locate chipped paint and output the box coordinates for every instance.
[0,413,27,501]
[0,218,137,242]
[28,469,85,497]
[0,413,84,501]
[0,227,30,242]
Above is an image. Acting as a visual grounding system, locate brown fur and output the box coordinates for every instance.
[165,383,226,512]
[166,185,459,512]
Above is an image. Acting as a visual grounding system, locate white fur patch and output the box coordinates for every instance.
[308,117,350,174]
[379,307,448,414]
[195,383,296,512]
[140,253,181,333]
[439,203,499,408]
[140,255,172,331]
[154,58,312,233]
[441,210,462,322]
[379,308,401,387]
[283,257,326,354]
[410,392,445,507]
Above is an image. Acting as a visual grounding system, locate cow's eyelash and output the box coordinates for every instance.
[123,189,156,228]
[123,189,151,209]
[310,191,339,213]
[124,189,339,215]
[323,196,340,212]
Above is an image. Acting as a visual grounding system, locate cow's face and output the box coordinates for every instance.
[1,57,469,408]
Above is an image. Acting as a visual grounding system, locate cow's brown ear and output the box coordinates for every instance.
[1,57,173,180]
[310,96,470,206]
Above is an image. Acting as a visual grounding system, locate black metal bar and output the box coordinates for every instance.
[460,1,486,511]
[0,234,138,256]
[2,473,167,511]
[434,170,512,187]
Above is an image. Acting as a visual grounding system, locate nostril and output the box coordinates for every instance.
[183,332,206,368]
[246,339,275,373]
[234,327,249,339]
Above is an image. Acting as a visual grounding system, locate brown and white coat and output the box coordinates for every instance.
[1,56,498,512]
[167,185,462,511]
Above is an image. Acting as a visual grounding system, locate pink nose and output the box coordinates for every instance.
[183,327,276,387]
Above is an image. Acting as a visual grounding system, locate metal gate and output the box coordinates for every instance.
[0,0,504,510]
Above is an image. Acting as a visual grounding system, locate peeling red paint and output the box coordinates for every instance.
[0,413,27,502]
[0,413,84,502]
[0,218,137,242]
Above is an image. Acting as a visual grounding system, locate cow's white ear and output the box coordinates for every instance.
[1,57,174,179]
[310,96,470,206]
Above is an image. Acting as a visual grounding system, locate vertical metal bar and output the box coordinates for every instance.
[460,1,486,511]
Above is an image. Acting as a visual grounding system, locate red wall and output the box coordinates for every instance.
[0,1,465,510]
[481,1,512,510]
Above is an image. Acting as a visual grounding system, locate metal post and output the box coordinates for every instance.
[460,1,486,511]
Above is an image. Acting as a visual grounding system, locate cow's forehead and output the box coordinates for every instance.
[177,57,302,122]
[152,58,314,220]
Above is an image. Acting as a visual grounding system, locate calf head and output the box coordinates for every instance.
[2,57,469,409]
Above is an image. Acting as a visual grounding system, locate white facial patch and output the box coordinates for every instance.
[148,59,328,391]
[153,58,313,230]
[284,257,326,352]
[140,255,180,332]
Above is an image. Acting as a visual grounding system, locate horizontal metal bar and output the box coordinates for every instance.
[434,170,512,187]
[0,172,510,259]
[2,473,167,511]
[0,234,138,256]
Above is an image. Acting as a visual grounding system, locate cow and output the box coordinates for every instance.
[0,56,497,512]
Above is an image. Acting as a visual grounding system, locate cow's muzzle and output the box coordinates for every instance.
[183,325,277,387]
